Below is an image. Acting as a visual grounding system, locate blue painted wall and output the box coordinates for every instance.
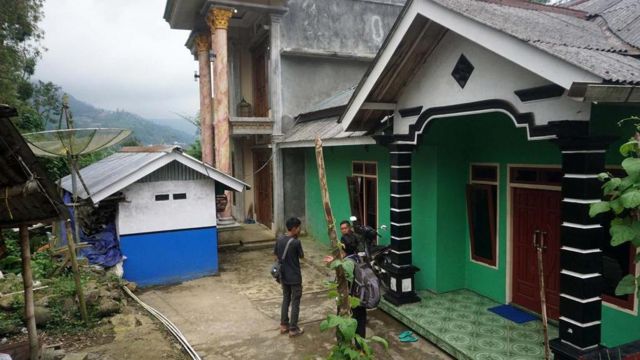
[120,226,218,287]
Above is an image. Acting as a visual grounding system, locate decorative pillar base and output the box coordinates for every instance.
[550,338,603,360]
[217,217,236,227]
[383,265,421,306]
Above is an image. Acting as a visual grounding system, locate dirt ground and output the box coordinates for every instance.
[137,237,452,360]
[58,305,189,360]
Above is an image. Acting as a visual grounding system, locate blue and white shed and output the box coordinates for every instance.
[60,145,249,286]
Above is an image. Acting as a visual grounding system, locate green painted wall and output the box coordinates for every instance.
[304,145,391,247]
[303,105,640,348]
[591,104,640,348]
[412,113,560,301]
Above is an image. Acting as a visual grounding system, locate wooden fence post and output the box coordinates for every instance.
[19,226,39,360]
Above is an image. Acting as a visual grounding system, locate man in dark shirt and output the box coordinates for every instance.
[274,217,305,337]
[340,220,359,255]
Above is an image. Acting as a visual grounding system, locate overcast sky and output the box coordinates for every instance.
[34,0,199,119]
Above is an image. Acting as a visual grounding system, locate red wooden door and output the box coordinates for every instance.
[512,187,561,319]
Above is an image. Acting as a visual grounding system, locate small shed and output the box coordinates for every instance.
[1,105,69,359]
[60,145,249,286]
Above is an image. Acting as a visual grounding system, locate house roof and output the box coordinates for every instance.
[60,145,250,203]
[280,87,374,148]
[281,116,373,148]
[340,0,640,131]
[432,0,640,84]
[571,0,640,48]
[0,105,68,227]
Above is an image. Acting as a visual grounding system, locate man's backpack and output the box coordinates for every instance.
[348,257,381,309]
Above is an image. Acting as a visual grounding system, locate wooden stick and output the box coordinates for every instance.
[315,137,351,316]
[64,220,89,324]
[19,226,39,360]
[536,230,550,360]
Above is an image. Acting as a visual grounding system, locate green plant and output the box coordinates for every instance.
[320,257,388,360]
[590,116,640,297]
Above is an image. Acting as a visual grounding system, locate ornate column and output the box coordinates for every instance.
[385,143,421,306]
[208,8,234,224]
[195,34,214,166]
[550,121,612,359]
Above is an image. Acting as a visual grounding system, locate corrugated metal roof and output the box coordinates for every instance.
[303,87,356,114]
[60,147,250,202]
[283,116,368,144]
[60,151,166,199]
[572,0,640,48]
[432,0,640,84]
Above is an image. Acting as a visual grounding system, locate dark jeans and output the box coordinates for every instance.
[281,283,302,329]
[352,306,366,338]
[336,305,367,345]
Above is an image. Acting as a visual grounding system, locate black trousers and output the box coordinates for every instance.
[352,306,367,338]
[281,283,302,329]
[337,305,367,340]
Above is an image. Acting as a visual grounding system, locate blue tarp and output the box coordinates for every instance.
[63,192,123,268]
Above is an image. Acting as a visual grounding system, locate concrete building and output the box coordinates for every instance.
[163,0,405,232]
[60,145,249,286]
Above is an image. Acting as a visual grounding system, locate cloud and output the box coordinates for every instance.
[34,0,199,119]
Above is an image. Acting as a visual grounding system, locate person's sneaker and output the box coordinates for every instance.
[289,327,304,337]
[280,325,289,334]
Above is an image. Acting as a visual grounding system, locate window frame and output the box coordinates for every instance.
[351,161,379,229]
[155,194,170,201]
[467,163,499,268]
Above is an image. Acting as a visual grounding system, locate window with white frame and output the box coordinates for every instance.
[466,164,498,267]
[348,161,378,229]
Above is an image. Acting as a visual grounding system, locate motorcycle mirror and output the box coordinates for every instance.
[349,216,357,222]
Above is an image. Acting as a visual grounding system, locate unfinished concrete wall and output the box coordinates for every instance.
[282,148,306,226]
[281,0,405,55]
[281,57,367,118]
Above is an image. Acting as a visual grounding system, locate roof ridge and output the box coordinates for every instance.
[477,0,590,19]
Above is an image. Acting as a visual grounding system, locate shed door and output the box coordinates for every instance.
[253,148,273,226]
[512,187,561,319]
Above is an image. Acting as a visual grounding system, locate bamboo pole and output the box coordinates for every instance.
[64,220,89,324]
[315,137,351,316]
[535,230,550,360]
[19,226,39,360]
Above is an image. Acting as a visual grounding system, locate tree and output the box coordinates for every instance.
[590,117,640,297]
[0,0,46,131]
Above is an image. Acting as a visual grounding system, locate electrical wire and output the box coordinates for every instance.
[122,286,201,360]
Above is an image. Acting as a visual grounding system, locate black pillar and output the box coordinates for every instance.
[384,143,420,306]
[550,122,612,359]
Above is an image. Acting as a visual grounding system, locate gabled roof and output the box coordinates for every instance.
[60,145,249,203]
[0,105,68,227]
[571,0,640,48]
[340,0,640,131]
[432,0,640,83]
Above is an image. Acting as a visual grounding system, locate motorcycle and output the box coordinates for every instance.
[349,216,392,291]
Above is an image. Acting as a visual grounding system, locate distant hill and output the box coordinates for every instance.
[148,117,198,136]
[58,94,196,146]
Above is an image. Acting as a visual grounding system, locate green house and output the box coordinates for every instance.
[282,0,640,359]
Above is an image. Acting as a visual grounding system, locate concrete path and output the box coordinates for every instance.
[139,237,452,360]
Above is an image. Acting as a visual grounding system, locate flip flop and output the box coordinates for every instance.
[400,335,418,343]
[399,334,418,343]
[399,330,413,339]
